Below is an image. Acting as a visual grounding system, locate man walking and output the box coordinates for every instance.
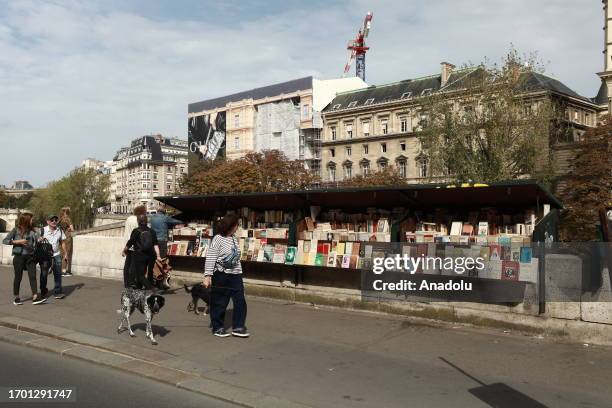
[39,214,68,299]
[149,206,183,258]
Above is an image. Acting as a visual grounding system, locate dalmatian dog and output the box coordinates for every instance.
[117,288,165,345]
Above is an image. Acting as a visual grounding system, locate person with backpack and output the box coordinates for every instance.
[203,214,249,338]
[123,214,161,290]
[2,212,46,305]
[121,205,147,288]
[37,214,68,300]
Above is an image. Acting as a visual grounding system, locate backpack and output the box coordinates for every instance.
[215,236,241,271]
[137,229,154,252]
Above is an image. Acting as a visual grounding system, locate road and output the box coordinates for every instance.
[1,267,612,407]
[0,340,237,408]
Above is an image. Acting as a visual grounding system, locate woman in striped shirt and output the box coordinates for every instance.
[203,214,249,338]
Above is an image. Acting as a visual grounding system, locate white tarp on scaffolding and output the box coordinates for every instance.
[254,100,300,160]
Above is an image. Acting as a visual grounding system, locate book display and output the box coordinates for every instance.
[167,222,214,257]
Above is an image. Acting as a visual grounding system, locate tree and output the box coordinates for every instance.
[337,167,407,187]
[560,120,612,241]
[0,190,6,208]
[418,49,557,185]
[30,168,110,230]
[181,150,319,194]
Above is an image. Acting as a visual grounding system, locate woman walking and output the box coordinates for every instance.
[2,213,46,305]
[58,207,74,276]
[203,214,249,338]
[122,205,147,288]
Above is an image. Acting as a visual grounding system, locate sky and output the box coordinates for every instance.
[0,0,603,187]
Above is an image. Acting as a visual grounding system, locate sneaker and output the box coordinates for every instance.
[213,328,231,338]
[231,328,250,338]
[13,298,22,305]
[55,294,66,299]
[32,296,47,305]
[62,272,73,277]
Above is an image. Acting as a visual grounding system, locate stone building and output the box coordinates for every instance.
[187,76,367,177]
[110,135,187,214]
[320,62,600,184]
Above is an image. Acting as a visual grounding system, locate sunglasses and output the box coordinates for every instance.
[49,218,58,222]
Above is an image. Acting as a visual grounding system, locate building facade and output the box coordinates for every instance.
[110,135,188,214]
[187,76,367,177]
[320,62,600,184]
[595,0,612,117]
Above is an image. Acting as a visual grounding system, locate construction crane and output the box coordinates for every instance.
[343,12,373,82]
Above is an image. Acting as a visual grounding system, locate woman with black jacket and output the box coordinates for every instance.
[2,213,46,305]
[122,214,162,291]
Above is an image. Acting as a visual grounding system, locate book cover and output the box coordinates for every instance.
[337,242,346,255]
[462,224,474,236]
[450,222,463,236]
[285,247,297,265]
[501,260,520,281]
[345,242,353,255]
[477,221,489,236]
[198,238,210,257]
[520,247,532,263]
[352,242,361,255]
[305,217,315,232]
[349,255,359,269]
[168,242,178,256]
[326,251,337,267]
[314,253,325,266]
[341,254,351,268]
[273,244,287,263]
[263,244,274,262]
[489,244,501,261]
[295,240,304,265]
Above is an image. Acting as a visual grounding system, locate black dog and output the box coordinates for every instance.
[117,288,165,345]
[184,284,210,315]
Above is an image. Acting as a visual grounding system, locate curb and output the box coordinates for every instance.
[0,317,312,408]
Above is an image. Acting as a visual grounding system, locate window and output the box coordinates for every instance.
[381,143,387,153]
[332,104,341,110]
[361,161,370,176]
[302,104,310,119]
[344,164,352,179]
[153,184,158,190]
[346,146,352,156]
[273,131,282,138]
[398,161,407,178]
[419,113,428,129]
[364,98,375,105]
[348,101,358,108]
[417,157,428,178]
[345,123,353,139]
[234,114,240,127]
[330,148,335,158]
[400,141,406,151]
[400,92,412,99]
[328,165,336,182]
[363,144,369,154]
[378,161,387,171]
[166,184,171,190]
[421,88,433,96]
[234,137,240,149]
[331,126,337,141]
[380,119,388,135]
[362,121,370,137]
[400,117,408,133]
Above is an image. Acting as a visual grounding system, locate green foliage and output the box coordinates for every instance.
[418,48,556,184]
[29,168,109,229]
[560,120,612,241]
[181,150,319,194]
[1,192,34,209]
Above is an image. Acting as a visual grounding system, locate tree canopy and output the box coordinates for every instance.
[418,49,557,185]
[181,150,319,194]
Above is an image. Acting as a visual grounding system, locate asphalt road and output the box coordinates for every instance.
[0,340,238,408]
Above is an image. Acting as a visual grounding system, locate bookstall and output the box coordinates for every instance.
[156,180,562,300]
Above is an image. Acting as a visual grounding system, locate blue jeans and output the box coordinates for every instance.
[210,272,247,331]
[40,255,62,296]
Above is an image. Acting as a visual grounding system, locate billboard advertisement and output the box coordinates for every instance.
[188,112,226,166]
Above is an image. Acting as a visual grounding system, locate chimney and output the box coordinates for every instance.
[441,62,455,87]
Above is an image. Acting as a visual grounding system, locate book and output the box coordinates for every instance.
[198,238,211,257]
[305,217,315,231]
[272,244,287,263]
[326,252,337,267]
[296,240,304,265]
[345,242,353,255]
[450,222,463,236]
[263,244,274,262]
[314,253,325,266]
[489,244,501,261]
[462,224,474,236]
[341,254,351,268]
[477,222,488,236]
[349,255,359,269]
[520,247,532,263]
[337,242,346,255]
[352,242,361,255]
[285,247,297,265]
[501,260,520,281]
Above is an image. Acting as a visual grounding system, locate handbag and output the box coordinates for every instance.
[215,236,241,272]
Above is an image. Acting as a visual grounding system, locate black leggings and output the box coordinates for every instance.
[13,255,37,297]
[129,254,155,291]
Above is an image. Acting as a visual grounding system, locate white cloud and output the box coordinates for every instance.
[0,0,602,187]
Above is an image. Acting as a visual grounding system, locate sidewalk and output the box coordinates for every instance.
[0,265,611,408]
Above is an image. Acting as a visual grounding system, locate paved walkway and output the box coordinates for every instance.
[0,266,611,408]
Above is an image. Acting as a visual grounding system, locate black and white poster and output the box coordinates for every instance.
[188,111,226,162]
